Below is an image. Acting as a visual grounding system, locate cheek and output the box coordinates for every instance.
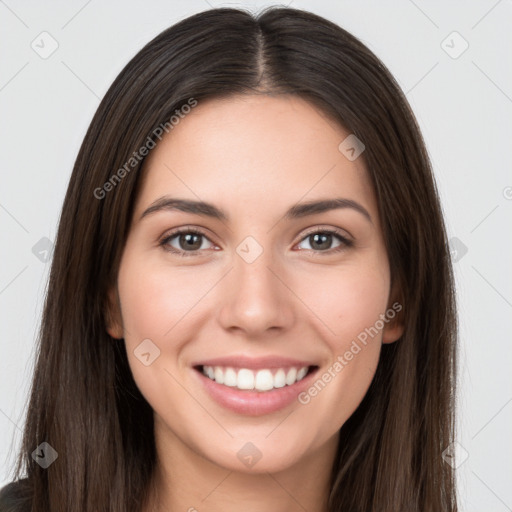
[293,261,389,426]
[115,254,211,390]
[117,255,213,343]
[292,257,390,344]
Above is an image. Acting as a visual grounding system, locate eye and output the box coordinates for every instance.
[159,226,353,257]
[295,228,353,254]
[160,228,216,256]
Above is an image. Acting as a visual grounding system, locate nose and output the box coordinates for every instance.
[217,247,296,338]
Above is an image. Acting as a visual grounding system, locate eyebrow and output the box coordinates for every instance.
[140,196,372,223]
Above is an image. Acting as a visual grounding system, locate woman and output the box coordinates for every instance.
[0,6,458,511]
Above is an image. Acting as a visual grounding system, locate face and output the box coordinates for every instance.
[107,94,403,474]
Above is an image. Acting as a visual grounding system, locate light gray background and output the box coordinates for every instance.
[1,0,511,509]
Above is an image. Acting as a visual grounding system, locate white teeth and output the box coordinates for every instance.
[237,369,255,390]
[214,366,224,384]
[285,367,297,386]
[254,369,274,391]
[296,367,308,380]
[223,367,237,387]
[201,365,310,391]
[273,369,286,388]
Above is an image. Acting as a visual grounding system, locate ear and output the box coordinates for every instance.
[104,286,124,339]
[382,314,404,344]
[382,280,405,344]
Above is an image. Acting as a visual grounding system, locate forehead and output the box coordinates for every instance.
[135,94,378,223]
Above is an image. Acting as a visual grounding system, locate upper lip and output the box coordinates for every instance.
[192,355,318,370]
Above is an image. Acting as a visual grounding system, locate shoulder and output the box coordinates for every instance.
[0,479,31,512]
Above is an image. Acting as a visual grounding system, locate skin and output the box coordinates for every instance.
[107,94,403,512]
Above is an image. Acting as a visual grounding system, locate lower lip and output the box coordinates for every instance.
[193,366,318,416]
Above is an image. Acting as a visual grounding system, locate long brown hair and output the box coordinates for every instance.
[7,6,457,511]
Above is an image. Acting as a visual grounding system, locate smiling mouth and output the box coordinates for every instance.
[194,365,319,392]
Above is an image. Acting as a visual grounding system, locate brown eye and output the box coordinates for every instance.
[160,228,215,256]
[308,232,335,251]
[176,232,203,251]
[296,229,353,254]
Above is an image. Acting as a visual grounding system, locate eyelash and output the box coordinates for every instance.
[159,227,353,258]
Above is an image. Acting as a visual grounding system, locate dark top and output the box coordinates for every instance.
[0,480,30,512]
